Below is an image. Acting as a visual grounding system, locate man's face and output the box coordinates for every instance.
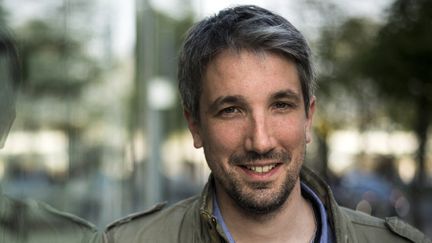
[186,50,315,215]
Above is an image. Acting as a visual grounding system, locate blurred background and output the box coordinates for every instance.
[0,0,431,237]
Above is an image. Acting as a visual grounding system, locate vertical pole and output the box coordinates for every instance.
[145,107,163,207]
[134,0,162,209]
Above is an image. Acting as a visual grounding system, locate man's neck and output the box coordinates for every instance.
[215,179,317,243]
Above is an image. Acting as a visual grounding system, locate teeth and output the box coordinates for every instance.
[246,164,276,173]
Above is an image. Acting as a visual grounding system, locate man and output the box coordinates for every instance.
[0,27,100,243]
[105,5,430,243]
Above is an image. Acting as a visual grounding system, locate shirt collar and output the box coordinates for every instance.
[301,181,333,243]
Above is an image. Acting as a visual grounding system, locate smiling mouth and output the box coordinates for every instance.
[243,164,280,173]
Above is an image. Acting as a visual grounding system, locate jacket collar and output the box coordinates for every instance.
[198,175,229,242]
[300,166,356,243]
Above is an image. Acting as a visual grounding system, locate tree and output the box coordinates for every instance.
[365,0,432,227]
[366,0,432,187]
[315,17,381,177]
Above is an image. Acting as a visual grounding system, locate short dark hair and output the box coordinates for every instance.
[178,5,314,121]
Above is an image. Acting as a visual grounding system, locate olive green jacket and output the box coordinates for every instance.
[0,192,100,243]
[105,167,431,243]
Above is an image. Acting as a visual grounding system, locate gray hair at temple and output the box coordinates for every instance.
[0,27,21,148]
[178,5,315,121]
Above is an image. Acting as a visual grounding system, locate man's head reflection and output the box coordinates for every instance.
[0,27,20,148]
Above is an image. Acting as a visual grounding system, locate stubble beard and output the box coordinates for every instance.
[210,148,305,219]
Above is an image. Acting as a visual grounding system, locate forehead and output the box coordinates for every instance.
[202,49,302,101]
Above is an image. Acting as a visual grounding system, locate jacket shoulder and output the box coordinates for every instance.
[105,201,168,231]
[105,196,200,242]
[2,195,96,230]
[27,198,100,242]
[35,199,97,230]
[385,217,431,243]
[341,207,431,243]
[1,195,99,243]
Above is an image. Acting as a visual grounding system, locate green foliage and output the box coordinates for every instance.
[316,17,382,131]
[1,1,103,131]
[18,20,100,97]
[365,0,432,126]
[318,18,378,93]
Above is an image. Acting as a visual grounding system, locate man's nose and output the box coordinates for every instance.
[244,113,275,154]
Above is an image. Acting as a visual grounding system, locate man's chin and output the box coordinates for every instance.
[235,197,287,216]
[229,186,292,216]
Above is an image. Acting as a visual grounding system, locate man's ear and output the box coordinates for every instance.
[184,110,203,148]
[305,97,315,144]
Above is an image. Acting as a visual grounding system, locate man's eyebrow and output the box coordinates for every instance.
[208,95,247,112]
[271,90,302,103]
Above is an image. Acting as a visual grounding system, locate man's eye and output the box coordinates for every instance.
[273,102,295,110]
[217,106,241,117]
[221,107,238,114]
